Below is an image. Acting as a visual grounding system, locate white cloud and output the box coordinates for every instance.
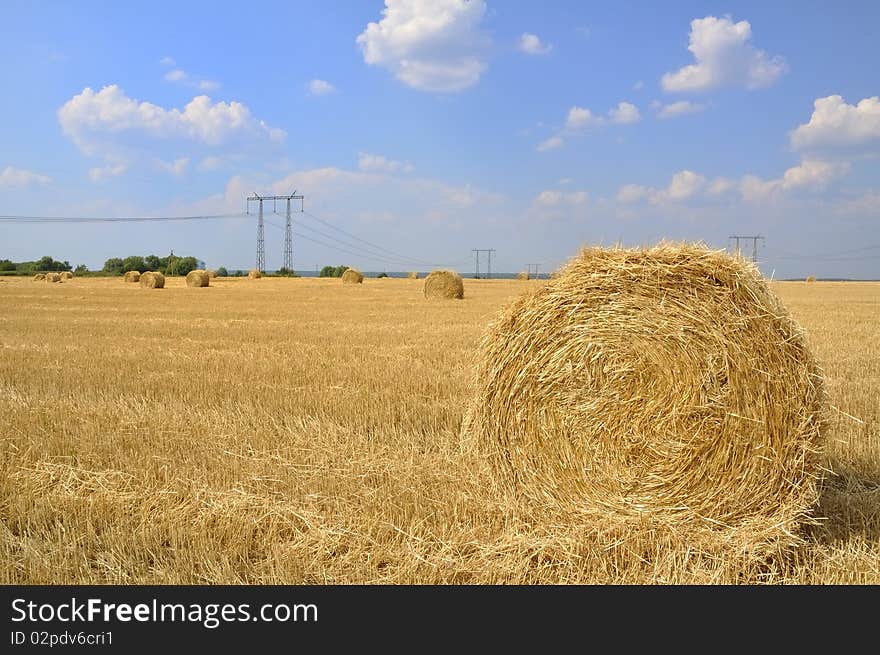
[707,177,735,195]
[88,164,127,181]
[159,56,176,67]
[160,157,189,176]
[665,170,706,200]
[535,190,587,206]
[566,106,603,130]
[609,101,640,124]
[661,16,786,92]
[59,85,286,152]
[558,177,572,185]
[616,184,651,204]
[790,95,880,151]
[657,100,707,119]
[356,0,490,92]
[518,33,552,55]
[0,166,51,187]
[308,79,336,96]
[357,152,414,174]
[163,65,219,92]
[741,160,848,201]
[536,135,564,152]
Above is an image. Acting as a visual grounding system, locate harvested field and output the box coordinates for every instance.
[0,276,877,583]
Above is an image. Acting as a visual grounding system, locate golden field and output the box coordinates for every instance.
[1,275,877,584]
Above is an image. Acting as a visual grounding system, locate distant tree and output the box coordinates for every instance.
[74,264,89,274]
[320,264,349,278]
[145,255,162,270]
[232,270,244,277]
[103,257,125,275]
[0,259,14,271]
[174,256,198,276]
[276,267,297,277]
[121,255,147,274]
[216,266,228,277]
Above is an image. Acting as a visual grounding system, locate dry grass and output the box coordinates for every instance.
[0,275,877,584]
[516,271,529,281]
[186,270,210,288]
[60,271,74,280]
[139,271,165,289]
[424,270,464,299]
[123,271,141,283]
[408,272,419,280]
[341,268,364,284]
[248,270,262,280]
[465,244,826,561]
[807,275,817,283]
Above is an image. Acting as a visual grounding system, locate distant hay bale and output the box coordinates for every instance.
[341,268,364,284]
[424,270,464,299]
[33,273,46,281]
[45,273,61,283]
[123,270,141,283]
[516,271,529,280]
[186,269,210,287]
[806,275,817,283]
[60,271,74,280]
[408,271,419,279]
[139,271,165,289]
[464,243,827,557]
[207,270,218,278]
[248,270,262,279]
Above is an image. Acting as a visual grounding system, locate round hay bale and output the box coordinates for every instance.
[516,271,530,280]
[248,270,262,279]
[424,270,464,299]
[33,273,46,281]
[186,269,210,288]
[466,243,827,555]
[60,271,74,280]
[45,272,61,283]
[805,275,817,283]
[341,268,364,284]
[408,271,419,279]
[207,270,218,278]
[123,270,141,283]
[140,271,165,289]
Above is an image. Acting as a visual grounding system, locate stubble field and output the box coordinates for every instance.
[1,275,877,584]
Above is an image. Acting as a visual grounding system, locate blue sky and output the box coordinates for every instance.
[1,0,878,277]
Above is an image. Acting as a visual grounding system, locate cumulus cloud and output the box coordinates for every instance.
[518,33,552,55]
[566,106,602,130]
[534,190,587,206]
[163,66,219,92]
[356,0,490,92]
[657,100,707,119]
[536,135,563,152]
[88,164,128,181]
[0,166,51,187]
[790,95,880,151]
[661,16,786,92]
[159,56,176,67]
[58,85,286,152]
[616,170,706,204]
[740,159,849,201]
[609,101,640,124]
[357,152,414,174]
[616,184,651,204]
[308,79,336,96]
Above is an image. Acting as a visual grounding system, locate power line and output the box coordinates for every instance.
[0,213,245,223]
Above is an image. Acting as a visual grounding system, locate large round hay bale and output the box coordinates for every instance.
[408,271,419,279]
[516,271,529,280]
[140,271,165,289]
[60,271,74,280]
[123,270,141,283]
[424,270,464,299]
[805,275,817,283]
[248,270,262,279]
[186,269,210,287]
[45,272,61,283]
[33,273,46,281]
[341,268,364,284]
[207,270,218,279]
[466,243,827,555]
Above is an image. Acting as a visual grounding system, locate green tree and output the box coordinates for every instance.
[216,266,228,277]
[0,259,15,271]
[276,267,297,277]
[121,256,147,273]
[320,264,348,278]
[145,255,161,271]
[103,257,124,275]
[74,264,89,274]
